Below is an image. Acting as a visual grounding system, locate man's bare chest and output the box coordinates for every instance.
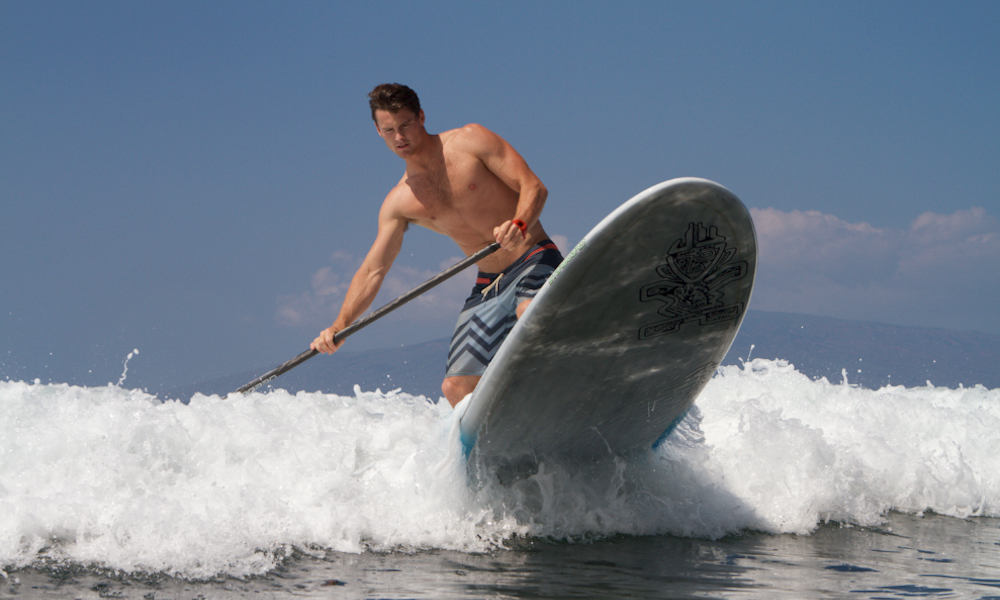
[404,156,502,217]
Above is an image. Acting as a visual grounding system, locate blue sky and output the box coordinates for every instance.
[2,1,998,393]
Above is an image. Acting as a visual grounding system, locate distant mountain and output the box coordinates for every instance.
[723,311,999,389]
[164,311,999,401]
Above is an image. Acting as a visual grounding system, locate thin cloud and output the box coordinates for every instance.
[276,251,476,333]
[277,234,574,334]
[750,207,1000,333]
[276,251,361,326]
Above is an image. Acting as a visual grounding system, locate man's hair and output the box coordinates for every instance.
[368,83,421,121]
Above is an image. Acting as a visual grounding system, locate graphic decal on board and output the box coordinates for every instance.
[638,221,748,339]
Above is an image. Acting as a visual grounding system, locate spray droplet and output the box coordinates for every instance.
[117,349,140,387]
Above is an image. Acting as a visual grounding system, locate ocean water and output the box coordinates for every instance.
[2,358,998,598]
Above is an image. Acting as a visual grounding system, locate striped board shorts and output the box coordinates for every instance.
[446,239,563,378]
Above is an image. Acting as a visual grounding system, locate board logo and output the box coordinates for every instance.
[638,221,748,339]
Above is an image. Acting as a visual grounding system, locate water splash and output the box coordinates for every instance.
[115,348,139,387]
[1,360,998,579]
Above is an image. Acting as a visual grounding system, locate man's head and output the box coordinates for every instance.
[369,83,426,158]
[368,83,421,122]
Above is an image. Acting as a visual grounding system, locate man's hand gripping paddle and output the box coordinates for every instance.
[234,243,501,395]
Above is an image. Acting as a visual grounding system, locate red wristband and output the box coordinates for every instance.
[512,219,527,233]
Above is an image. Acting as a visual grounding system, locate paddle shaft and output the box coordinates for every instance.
[234,242,501,395]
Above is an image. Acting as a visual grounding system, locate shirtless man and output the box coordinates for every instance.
[311,84,562,407]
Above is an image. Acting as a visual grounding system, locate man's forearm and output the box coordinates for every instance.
[332,268,385,331]
[514,181,548,229]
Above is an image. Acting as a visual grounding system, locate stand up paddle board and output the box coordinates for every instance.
[458,178,756,465]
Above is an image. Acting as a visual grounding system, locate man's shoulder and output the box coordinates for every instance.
[442,123,502,154]
[453,122,492,136]
[383,178,413,205]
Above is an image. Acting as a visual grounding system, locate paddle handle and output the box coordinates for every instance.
[234,242,501,395]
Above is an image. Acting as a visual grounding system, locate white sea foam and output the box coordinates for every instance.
[1,359,998,579]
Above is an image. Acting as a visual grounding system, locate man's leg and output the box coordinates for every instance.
[442,243,560,408]
[442,375,481,407]
[442,301,530,407]
[516,298,531,319]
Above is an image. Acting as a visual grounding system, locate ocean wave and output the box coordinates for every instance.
[2,359,997,578]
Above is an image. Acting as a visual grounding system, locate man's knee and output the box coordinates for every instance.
[442,375,479,408]
[516,298,532,319]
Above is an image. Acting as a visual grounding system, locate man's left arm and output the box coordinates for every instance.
[466,124,548,247]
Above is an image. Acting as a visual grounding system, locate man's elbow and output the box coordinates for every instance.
[357,261,389,287]
[365,266,389,285]
[533,180,548,205]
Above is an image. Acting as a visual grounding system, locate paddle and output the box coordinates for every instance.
[234,242,501,395]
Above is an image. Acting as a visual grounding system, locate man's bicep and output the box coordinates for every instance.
[473,126,540,192]
[363,208,407,274]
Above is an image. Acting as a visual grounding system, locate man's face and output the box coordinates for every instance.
[374,108,425,158]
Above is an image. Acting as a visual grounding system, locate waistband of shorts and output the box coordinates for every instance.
[475,239,559,284]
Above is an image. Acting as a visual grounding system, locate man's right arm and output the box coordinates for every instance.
[311,202,408,354]
[457,124,548,250]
